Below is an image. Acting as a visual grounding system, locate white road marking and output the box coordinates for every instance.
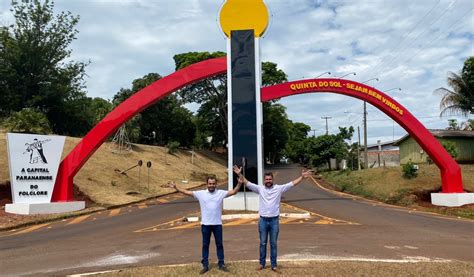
[67,270,121,276]
[79,252,161,268]
[278,253,451,263]
[384,245,401,249]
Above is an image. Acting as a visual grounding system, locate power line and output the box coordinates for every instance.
[371,0,459,78]
[366,0,441,76]
[397,8,473,70]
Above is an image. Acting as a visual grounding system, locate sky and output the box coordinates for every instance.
[1,0,473,144]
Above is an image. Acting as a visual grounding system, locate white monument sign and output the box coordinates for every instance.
[7,133,65,204]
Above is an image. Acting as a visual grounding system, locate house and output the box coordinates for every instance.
[360,140,400,168]
[394,130,474,164]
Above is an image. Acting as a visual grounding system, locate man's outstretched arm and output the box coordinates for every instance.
[291,168,313,186]
[226,175,244,197]
[232,165,248,185]
[170,182,194,196]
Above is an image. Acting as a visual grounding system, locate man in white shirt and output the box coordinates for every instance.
[172,175,243,274]
[233,165,312,272]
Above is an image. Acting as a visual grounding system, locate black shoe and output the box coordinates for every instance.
[199,267,209,274]
[219,265,229,272]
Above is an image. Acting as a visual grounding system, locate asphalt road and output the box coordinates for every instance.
[0,164,473,276]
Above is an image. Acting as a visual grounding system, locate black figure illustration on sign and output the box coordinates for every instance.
[24,138,50,164]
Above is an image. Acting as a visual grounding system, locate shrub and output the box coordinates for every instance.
[402,160,418,179]
[4,108,52,134]
[441,141,458,159]
[166,141,180,154]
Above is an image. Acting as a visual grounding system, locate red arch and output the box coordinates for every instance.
[53,63,464,201]
[261,78,464,193]
[52,57,227,201]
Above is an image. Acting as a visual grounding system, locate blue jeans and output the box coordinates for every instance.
[258,216,279,268]
[201,225,224,269]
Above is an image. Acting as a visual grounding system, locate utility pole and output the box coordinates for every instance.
[321,116,332,135]
[360,78,379,170]
[357,126,361,170]
[310,129,317,137]
[363,102,368,169]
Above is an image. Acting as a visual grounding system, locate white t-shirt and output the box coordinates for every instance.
[246,181,294,217]
[193,189,228,225]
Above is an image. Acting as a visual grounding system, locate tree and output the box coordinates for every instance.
[306,127,354,170]
[174,51,288,147]
[262,62,288,87]
[462,57,474,92]
[1,0,88,135]
[4,108,52,134]
[441,141,458,159]
[263,102,290,164]
[174,52,227,145]
[447,119,460,130]
[89,97,112,126]
[285,122,311,163]
[347,142,360,170]
[112,73,196,147]
[435,57,474,117]
[194,99,226,150]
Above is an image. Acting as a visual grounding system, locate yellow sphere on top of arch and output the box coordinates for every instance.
[219,0,269,38]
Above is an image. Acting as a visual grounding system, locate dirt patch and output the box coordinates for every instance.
[0,181,11,207]
[73,182,96,207]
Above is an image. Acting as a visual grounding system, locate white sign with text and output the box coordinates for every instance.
[7,133,65,204]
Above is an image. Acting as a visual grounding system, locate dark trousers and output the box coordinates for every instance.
[258,216,279,268]
[201,224,224,268]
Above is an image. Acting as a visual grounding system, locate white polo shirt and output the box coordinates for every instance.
[246,181,294,217]
[193,189,227,225]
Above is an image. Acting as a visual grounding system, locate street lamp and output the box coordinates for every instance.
[362,78,379,84]
[315,71,331,78]
[383,87,402,93]
[382,88,402,140]
[337,72,356,79]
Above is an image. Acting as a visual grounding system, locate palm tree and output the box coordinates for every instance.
[435,72,474,117]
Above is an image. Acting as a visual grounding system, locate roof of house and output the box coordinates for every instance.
[365,139,399,149]
[393,129,474,146]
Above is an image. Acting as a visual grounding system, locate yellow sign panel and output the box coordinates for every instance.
[219,0,269,37]
[289,81,405,116]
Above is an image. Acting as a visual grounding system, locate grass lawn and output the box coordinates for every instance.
[321,164,474,219]
[93,260,474,277]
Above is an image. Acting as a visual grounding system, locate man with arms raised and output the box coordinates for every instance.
[233,165,312,272]
[171,175,243,274]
